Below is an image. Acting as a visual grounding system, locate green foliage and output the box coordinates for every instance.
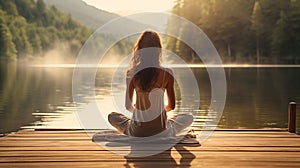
[8,16,33,59]
[0,10,17,60]
[167,0,300,64]
[0,0,92,61]
[0,1,18,16]
[271,11,289,62]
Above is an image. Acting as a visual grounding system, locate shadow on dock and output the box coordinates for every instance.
[124,144,197,168]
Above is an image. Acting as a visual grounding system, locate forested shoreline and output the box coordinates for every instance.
[0,0,91,61]
[166,0,300,64]
[1,0,299,64]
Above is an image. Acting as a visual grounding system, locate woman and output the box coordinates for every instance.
[108,30,193,137]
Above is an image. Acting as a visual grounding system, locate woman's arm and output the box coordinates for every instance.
[125,77,135,112]
[165,71,175,112]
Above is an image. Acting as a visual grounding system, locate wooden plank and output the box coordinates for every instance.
[0,149,300,158]
[1,162,298,168]
[0,142,300,151]
[9,130,295,136]
[0,152,300,168]
[0,129,299,168]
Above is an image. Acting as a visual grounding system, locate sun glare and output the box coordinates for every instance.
[83,0,174,15]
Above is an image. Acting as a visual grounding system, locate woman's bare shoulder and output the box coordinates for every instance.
[158,67,173,82]
[161,67,173,76]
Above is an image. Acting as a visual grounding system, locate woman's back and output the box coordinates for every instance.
[133,68,168,110]
[127,68,173,137]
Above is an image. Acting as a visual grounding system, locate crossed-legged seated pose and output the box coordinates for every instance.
[108,30,194,138]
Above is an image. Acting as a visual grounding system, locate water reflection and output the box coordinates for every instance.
[0,63,300,134]
[0,62,74,133]
[221,68,300,129]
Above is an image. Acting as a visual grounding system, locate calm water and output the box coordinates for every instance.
[0,62,300,134]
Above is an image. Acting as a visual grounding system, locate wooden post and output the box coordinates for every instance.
[288,102,297,133]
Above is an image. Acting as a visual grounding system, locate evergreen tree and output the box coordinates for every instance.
[0,1,18,16]
[14,0,36,22]
[287,0,300,63]
[166,0,300,63]
[8,16,33,59]
[271,11,289,62]
[165,0,184,55]
[0,11,17,60]
[27,25,42,56]
[251,1,264,64]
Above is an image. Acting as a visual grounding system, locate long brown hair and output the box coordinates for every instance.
[129,31,163,91]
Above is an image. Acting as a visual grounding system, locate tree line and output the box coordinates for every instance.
[0,0,92,61]
[166,0,300,64]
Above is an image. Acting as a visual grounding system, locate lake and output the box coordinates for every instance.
[1,62,300,134]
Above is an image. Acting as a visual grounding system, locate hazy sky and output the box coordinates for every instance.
[83,0,174,15]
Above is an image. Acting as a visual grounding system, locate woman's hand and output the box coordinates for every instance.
[165,105,173,112]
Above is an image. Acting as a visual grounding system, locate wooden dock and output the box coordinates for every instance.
[0,129,300,167]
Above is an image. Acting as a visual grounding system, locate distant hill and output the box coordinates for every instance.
[42,0,164,63]
[44,0,160,37]
[43,0,157,32]
[43,0,119,29]
[0,0,91,60]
